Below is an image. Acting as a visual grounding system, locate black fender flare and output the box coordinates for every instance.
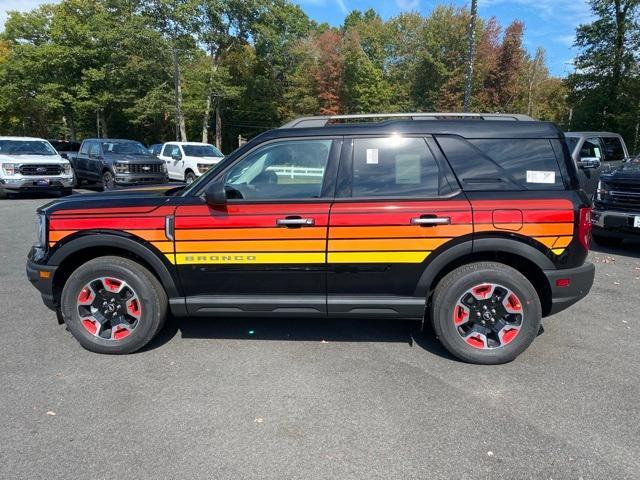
[414,237,555,297]
[49,233,181,299]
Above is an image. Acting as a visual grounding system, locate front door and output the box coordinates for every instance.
[160,144,183,180]
[576,137,605,196]
[327,136,472,319]
[173,137,340,317]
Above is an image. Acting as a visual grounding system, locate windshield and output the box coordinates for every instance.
[102,141,148,155]
[0,140,57,156]
[565,137,579,154]
[183,144,223,157]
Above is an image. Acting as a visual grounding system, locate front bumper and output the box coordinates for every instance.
[592,208,640,238]
[115,173,169,186]
[26,247,58,311]
[1,176,74,191]
[544,262,595,316]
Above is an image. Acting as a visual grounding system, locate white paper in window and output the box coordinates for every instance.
[366,148,379,164]
[526,170,556,184]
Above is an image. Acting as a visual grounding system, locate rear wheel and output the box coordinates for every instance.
[431,262,541,364]
[101,170,115,191]
[60,256,167,354]
[592,234,623,248]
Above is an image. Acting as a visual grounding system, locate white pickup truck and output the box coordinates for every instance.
[0,137,74,198]
[157,142,224,184]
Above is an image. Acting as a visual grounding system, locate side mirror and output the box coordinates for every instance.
[577,157,601,169]
[60,153,69,160]
[204,179,227,206]
[171,153,182,160]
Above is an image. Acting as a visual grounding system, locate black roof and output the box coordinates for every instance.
[256,120,564,142]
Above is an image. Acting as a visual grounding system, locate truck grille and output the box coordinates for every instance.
[20,164,61,176]
[129,163,163,174]
[608,183,640,210]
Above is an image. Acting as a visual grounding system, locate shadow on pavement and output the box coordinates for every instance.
[590,240,640,258]
[142,314,458,361]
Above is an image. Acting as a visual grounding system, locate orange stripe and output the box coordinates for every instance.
[475,223,574,236]
[151,241,174,253]
[534,236,558,248]
[328,238,450,251]
[49,230,76,241]
[174,240,326,253]
[329,225,472,239]
[124,229,169,241]
[175,227,326,241]
[553,236,573,248]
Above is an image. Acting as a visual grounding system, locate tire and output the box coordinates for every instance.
[60,256,168,354]
[71,168,82,188]
[101,170,115,191]
[184,171,196,184]
[431,261,541,365]
[592,234,623,248]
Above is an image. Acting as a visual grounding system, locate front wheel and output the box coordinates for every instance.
[431,262,541,365]
[101,170,115,191]
[184,171,196,184]
[60,256,168,354]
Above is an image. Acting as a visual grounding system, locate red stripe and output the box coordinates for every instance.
[51,206,174,216]
[473,209,574,224]
[50,217,165,230]
[175,214,329,229]
[329,211,472,226]
[330,200,472,214]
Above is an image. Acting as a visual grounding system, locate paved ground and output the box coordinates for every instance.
[1,193,639,480]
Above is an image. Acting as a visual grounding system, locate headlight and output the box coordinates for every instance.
[114,163,129,174]
[595,180,608,201]
[62,163,72,175]
[161,163,167,173]
[36,213,47,248]
[2,163,18,176]
[197,163,211,174]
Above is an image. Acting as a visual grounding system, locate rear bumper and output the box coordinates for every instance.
[543,262,595,316]
[26,247,58,311]
[592,208,640,239]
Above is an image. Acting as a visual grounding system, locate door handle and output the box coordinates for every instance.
[411,215,451,226]
[276,217,315,227]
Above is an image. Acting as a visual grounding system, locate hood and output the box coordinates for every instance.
[0,153,68,164]
[38,184,182,216]
[601,159,640,184]
[106,153,164,164]
[184,155,224,164]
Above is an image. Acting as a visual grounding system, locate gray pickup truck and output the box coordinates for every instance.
[71,138,168,190]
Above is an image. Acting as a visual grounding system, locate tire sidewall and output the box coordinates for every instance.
[61,261,161,354]
[102,171,115,191]
[433,266,541,364]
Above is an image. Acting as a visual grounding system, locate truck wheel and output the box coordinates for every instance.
[431,262,541,365]
[592,234,623,248]
[72,168,82,188]
[60,256,168,354]
[184,171,196,184]
[101,171,115,191]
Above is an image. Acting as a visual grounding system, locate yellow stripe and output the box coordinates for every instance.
[534,236,558,248]
[173,252,325,265]
[328,251,430,263]
[551,248,566,255]
[174,240,325,253]
[164,254,176,264]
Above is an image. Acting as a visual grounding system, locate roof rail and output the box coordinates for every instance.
[281,112,535,129]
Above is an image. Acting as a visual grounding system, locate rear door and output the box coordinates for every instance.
[160,143,182,180]
[327,135,472,319]
[173,137,340,317]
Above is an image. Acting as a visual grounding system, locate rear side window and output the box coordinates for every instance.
[88,142,100,156]
[79,142,90,155]
[602,137,626,161]
[351,137,454,198]
[436,136,564,191]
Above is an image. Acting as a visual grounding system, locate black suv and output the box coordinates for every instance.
[70,138,168,190]
[27,113,595,364]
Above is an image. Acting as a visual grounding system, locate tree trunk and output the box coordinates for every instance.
[463,0,478,112]
[610,0,627,104]
[97,109,109,138]
[215,99,222,150]
[171,44,187,142]
[202,93,211,143]
[527,49,544,117]
[68,112,76,142]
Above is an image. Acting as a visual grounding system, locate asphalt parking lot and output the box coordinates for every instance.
[1,192,639,480]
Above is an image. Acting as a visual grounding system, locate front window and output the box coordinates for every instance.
[183,144,223,157]
[101,141,148,155]
[581,138,603,160]
[602,137,626,161]
[0,140,57,156]
[224,139,332,200]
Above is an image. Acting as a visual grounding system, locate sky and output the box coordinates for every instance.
[0,0,593,77]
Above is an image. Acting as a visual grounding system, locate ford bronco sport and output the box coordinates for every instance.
[26,113,595,364]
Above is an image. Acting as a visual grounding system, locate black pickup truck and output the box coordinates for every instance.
[71,138,168,190]
[592,156,640,247]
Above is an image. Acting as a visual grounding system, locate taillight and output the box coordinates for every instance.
[578,207,592,251]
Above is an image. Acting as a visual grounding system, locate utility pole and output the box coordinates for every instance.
[463,0,478,112]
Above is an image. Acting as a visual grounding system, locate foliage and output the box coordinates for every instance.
[0,0,635,152]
